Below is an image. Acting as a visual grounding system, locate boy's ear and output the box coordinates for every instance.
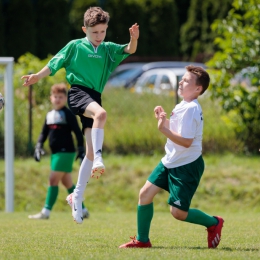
[197,85,203,94]
[82,26,87,33]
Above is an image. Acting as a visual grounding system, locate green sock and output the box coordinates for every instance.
[67,185,86,209]
[136,203,153,243]
[44,186,59,210]
[184,208,218,227]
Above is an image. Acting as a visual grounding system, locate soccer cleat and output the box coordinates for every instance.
[66,193,83,224]
[91,161,105,179]
[207,216,224,248]
[119,236,152,248]
[28,212,49,220]
[66,193,89,218]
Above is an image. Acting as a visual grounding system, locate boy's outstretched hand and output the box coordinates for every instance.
[129,23,139,40]
[21,74,40,86]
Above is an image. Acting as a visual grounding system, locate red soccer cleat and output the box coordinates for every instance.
[119,236,152,248]
[207,216,224,248]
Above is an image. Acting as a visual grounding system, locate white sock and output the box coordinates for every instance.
[41,208,50,216]
[73,157,93,199]
[92,128,104,165]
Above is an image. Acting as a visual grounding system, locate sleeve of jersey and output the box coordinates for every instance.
[179,107,198,139]
[107,42,130,71]
[37,119,49,144]
[66,109,84,147]
[47,41,75,76]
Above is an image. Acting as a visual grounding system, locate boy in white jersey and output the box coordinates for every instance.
[21,7,139,224]
[119,65,224,249]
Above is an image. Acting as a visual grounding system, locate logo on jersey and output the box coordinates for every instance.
[88,54,102,59]
[171,112,174,117]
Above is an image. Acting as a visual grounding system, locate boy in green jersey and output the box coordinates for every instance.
[22,7,139,224]
[119,66,224,249]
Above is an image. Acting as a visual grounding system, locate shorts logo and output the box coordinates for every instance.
[88,54,102,59]
[173,200,181,206]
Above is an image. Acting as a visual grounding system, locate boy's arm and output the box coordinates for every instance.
[21,66,51,87]
[124,23,139,54]
[156,110,193,148]
[159,125,193,148]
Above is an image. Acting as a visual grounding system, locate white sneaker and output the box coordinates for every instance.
[28,212,49,219]
[66,193,83,224]
[66,194,89,219]
[91,161,105,179]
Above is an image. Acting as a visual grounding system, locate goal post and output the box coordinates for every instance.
[0,57,14,212]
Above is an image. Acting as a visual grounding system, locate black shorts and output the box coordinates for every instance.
[68,84,102,131]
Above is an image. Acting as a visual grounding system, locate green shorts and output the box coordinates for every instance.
[148,155,204,211]
[51,152,76,172]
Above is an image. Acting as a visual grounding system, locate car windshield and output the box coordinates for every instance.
[110,68,142,80]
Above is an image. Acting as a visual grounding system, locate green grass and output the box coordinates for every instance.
[1,154,260,258]
[0,211,259,260]
[1,153,260,213]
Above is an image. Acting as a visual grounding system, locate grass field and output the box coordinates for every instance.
[0,211,259,260]
[0,154,260,259]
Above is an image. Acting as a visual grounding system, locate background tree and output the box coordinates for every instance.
[4,0,36,59]
[36,0,71,59]
[69,0,98,39]
[207,0,260,153]
[180,0,233,61]
[138,0,179,57]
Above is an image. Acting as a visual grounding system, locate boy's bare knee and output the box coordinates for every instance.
[170,206,187,221]
[139,187,152,204]
[95,109,107,122]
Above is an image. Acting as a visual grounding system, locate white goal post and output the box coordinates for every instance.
[0,57,14,212]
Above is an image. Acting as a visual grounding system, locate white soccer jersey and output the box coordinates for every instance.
[161,99,203,168]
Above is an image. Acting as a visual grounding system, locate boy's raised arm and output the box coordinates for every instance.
[21,66,51,86]
[124,23,139,54]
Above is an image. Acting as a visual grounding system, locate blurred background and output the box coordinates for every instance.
[0,0,259,158]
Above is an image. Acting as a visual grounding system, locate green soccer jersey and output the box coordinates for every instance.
[47,38,130,93]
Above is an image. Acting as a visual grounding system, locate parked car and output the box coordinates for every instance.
[133,68,186,97]
[106,61,205,89]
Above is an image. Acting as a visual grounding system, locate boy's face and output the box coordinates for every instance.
[178,71,202,101]
[50,93,67,110]
[82,23,108,47]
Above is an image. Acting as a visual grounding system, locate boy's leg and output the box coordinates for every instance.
[119,181,161,248]
[67,185,86,210]
[184,209,224,248]
[83,102,106,177]
[28,171,63,219]
[184,208,218,227]
[67,130,93,223]
[167,156,224,248]
[62,173,89,218]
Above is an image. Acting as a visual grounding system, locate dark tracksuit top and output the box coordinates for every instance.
[37,106,83,154]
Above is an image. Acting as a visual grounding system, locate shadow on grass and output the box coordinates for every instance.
[152,246,259,252]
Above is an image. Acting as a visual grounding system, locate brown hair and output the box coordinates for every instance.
[50,83,67,96]
[186,65,210,95]
[83,7,110,27]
